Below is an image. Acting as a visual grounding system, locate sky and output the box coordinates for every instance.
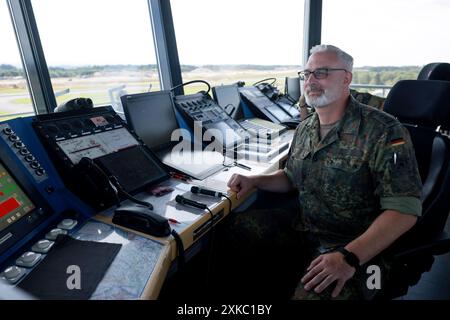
[1,0,450,68]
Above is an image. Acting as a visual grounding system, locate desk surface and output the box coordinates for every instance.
[91,130,294,299]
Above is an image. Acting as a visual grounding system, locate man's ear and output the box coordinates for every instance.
[344,71,353,86]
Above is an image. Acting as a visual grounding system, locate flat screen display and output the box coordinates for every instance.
[56,127,139,165]
[212,84,244,120]
[122,91,179,151]
[0,160,35,233]
[285,76,301,101]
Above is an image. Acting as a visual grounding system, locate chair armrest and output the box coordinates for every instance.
[395,231,450,259]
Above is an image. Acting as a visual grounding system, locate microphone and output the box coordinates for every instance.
[191,186,224,198]
[175,195,208,210]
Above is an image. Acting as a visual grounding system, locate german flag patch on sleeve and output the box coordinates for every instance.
[389,138,406,147]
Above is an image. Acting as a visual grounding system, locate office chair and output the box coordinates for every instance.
[417,62,450,81]
[377,80,450,299]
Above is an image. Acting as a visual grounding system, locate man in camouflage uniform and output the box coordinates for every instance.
[220,44,422,300]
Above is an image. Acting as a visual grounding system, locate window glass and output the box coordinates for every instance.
[0,1,34,120]
[322,0,450,97]
[171,0,305,93]
[32,0,160,113]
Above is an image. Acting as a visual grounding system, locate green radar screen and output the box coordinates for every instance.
[0,161,35,232]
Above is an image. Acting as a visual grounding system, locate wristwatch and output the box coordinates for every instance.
[337,247,360,269]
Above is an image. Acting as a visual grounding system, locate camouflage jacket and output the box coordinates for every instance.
[284,96,422,249]
[351,89,386,110]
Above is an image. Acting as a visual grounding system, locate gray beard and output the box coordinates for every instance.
[305,86,342,108]
[305,93,331,108]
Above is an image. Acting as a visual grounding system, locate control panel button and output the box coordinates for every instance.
[30,161,40,169]
[58,219,78,230]
[35,168,45,176]
[24,155,35,162]
[8,134,19,142]
[19,148,30,156]
[2,127,13,135]
[1,266,27,283]
[13,141,24,149]
[45,228,67,241]
[31,239,54,253]
[16,251,42,268]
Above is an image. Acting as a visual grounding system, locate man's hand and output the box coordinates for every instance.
[227,173,255,199]
[301,251,356,298]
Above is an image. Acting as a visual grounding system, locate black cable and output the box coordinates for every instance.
[109,176,153,210]
[253,77,277,86]
[219,103,250,134]
[219,103,236,117]
[221,194,232,213]
[169,79,211,96]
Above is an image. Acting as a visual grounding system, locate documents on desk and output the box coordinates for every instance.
[158,149,226,180]
[189,162,268,194]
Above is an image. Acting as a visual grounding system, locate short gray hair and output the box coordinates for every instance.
[310,44,354,72]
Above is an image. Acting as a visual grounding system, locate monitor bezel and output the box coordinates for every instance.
[121,90,179,151]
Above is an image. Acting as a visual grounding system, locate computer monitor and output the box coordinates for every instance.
[285,76,302,102]
[121,91,179,151]
[212,84,244,120]
[0,160,36,233]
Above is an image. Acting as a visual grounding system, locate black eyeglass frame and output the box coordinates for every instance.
[298,68,349,80]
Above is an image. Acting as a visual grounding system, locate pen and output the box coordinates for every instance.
[170,172,191,182]
[168,218,180,224]
[235,162,251,171]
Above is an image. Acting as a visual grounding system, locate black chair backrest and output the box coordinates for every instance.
[384,80,450,238]
[417,63,450,81]
[384,80,450,130]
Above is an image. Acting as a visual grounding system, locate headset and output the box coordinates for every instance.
[54,98,93,113]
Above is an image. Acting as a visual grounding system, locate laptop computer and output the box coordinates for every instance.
[121,90,227,180]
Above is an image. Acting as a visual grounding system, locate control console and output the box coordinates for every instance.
[173,92,245,150]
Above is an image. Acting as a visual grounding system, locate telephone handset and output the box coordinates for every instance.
[77,157,120,208]
[254,78,281,101]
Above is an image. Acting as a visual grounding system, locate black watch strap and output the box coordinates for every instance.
[337,247,360,269]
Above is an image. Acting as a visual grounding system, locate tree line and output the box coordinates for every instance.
[0,64,421,85]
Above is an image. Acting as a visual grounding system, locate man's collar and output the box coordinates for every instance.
[336,95,362,136]
[307,95,361,135]
[305,95,361,149]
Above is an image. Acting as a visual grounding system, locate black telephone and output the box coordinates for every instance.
[255,79,281,101]
[76,156,172,238]
[76,157,120,208]
[239,79,301,125]
[113,204,171,237]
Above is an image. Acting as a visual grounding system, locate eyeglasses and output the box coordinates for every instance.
[298,68,348,80]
